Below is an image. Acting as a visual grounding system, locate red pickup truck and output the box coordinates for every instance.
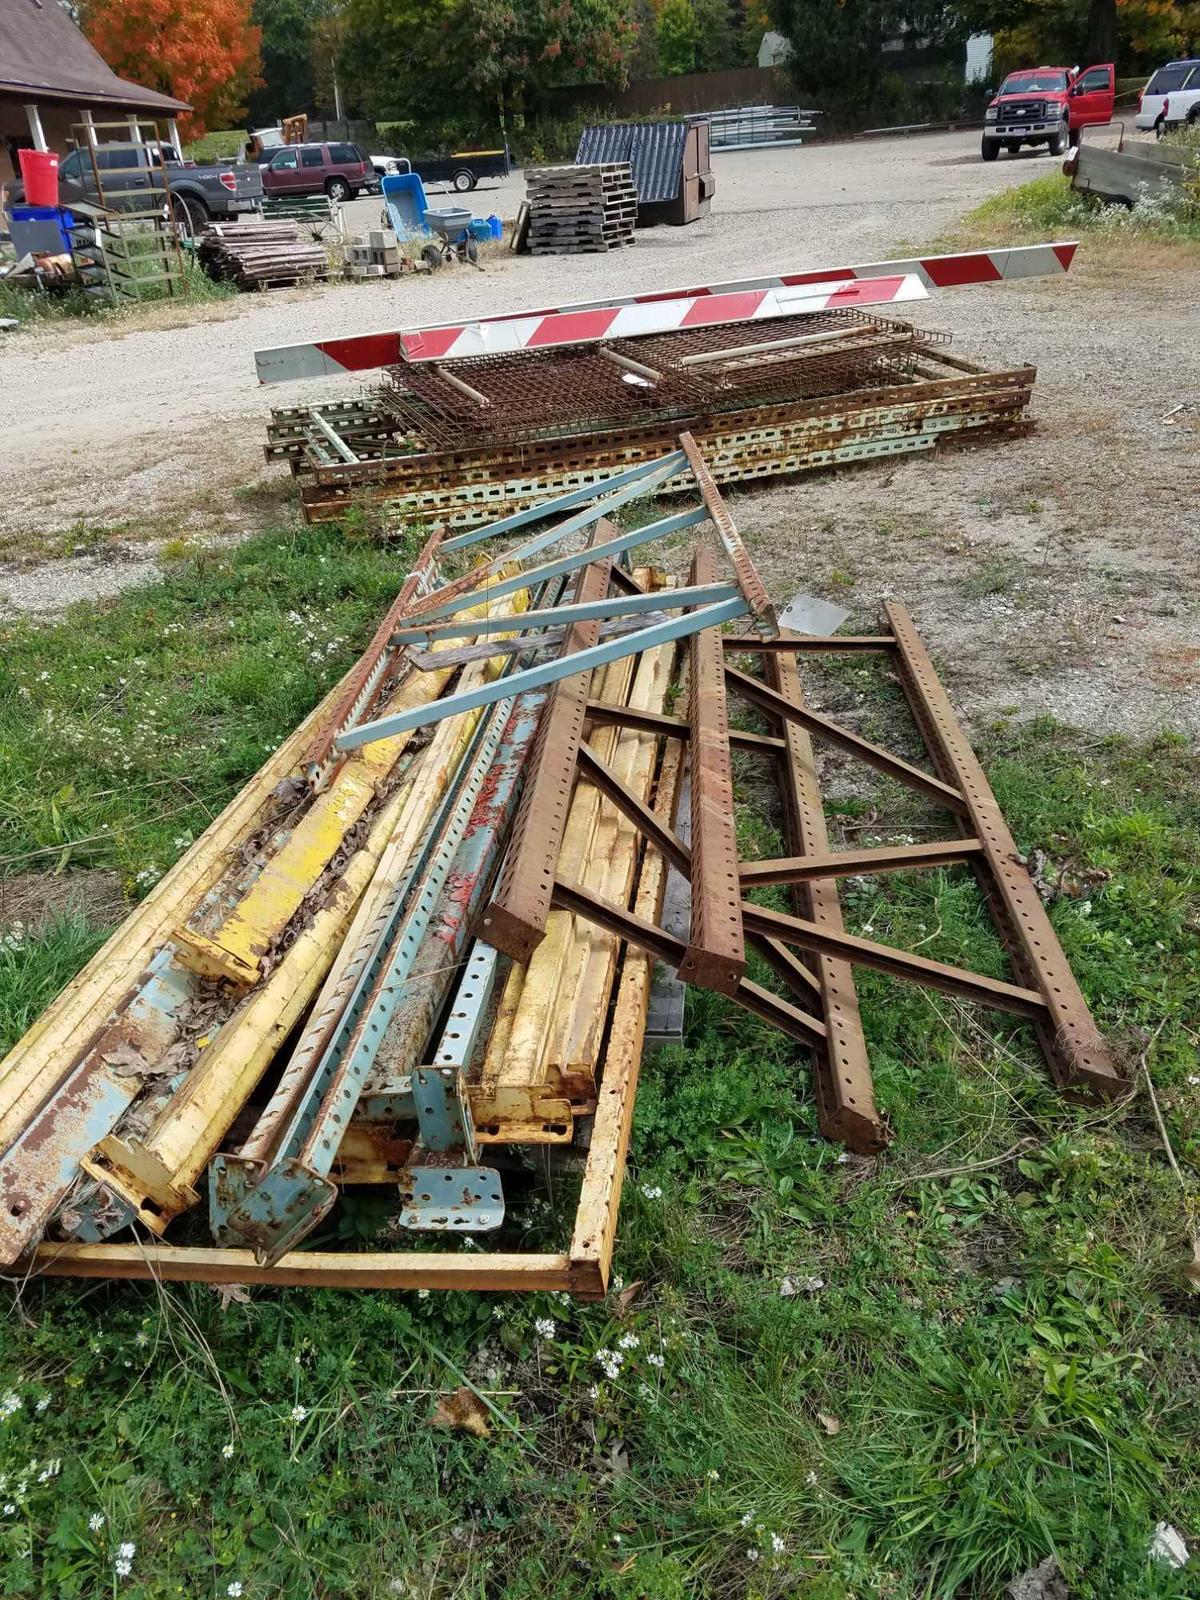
[981,64,1115,161]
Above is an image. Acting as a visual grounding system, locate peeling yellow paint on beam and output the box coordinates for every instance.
[0,677,350,1158]
[497,653,634,1091]
[81,776,421,1229]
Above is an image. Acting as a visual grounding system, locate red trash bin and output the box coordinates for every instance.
[18,149,60,207]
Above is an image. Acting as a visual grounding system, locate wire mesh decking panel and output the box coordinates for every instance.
[373,312,948,452]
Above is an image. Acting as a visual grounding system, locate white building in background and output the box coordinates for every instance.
[966,33,994,83]
[757,31,792,69]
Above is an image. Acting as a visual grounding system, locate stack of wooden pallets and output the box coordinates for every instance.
[197,220,330,290]
[525,163,637,255]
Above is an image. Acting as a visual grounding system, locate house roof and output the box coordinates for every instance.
[0,0,190,113]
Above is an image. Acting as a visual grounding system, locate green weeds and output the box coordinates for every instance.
[1,533,1198,1598]
[957,171,1200,247]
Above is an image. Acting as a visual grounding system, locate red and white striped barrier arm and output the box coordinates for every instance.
[254,241,1077,384]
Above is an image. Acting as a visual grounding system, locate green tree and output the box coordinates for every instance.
[955,0,1200,76]
[658,0,701,72]
[341,0,638,131]
[768,0,967,114]
[247,0,332,125]
[657,0,745,75]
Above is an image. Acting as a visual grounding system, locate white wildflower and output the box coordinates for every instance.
[740,1512,754,1528]
[588,1385,599,1400]
[89,1513,106,1532]
[290,1404,307,1423]
[0,1393,22,1419]
[534,1317,556,1341]
[646,1352,665,1369]
[35,1396,50,1413]
[115,1561,132,1580]
[118,1542,135,1560]
[2,1505,14,1516]
[594,1348,623,1380]
[771,1533,785,1554]
[746,1547,760,1562]
[706,1469,720,1482]
[640,1183,663,1199]
[805,1470,818,1486]
[616,1331,639,1351]
[227,1584,244,1597]
[221,1443,235,1460]
[416,1288,430,1300]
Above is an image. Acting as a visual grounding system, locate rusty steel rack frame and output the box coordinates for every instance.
[543,619,1123,1159]
[263,312,954,471]
[11,612,1121,1296]
[274,353,1036,527]
[3,433,1120,1296]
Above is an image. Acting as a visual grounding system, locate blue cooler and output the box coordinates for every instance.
[11,205,74,256]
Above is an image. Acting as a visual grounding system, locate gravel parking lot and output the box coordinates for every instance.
[0,130,1063,548]
[2,129,1197,745]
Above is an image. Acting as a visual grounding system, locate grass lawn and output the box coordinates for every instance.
[1,528,1199,1599]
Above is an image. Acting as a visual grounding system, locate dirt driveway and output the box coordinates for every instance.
[2,130,1197,745]
[1,131,1057,550]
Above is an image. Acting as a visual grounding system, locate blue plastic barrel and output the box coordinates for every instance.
[487,213,502,239]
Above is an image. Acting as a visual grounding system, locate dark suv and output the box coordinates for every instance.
[259,142,369,202]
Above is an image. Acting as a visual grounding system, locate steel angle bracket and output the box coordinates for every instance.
[432,941,501,1070]
[209,1154,334,1256]
[678,431,777,635]
[396,1162,504,1232]
[412,1067,477,1158]
[210,1150,504,1245]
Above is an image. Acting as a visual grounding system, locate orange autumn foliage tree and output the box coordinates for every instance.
[83,0,264,137]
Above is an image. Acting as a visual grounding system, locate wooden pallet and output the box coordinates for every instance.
[524,160,638,257]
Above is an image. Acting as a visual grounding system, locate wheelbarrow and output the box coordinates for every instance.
[420,206,482,270]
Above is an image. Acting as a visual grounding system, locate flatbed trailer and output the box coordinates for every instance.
[401,146,511,193]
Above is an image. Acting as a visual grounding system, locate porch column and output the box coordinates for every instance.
[127,114,144,144]
[23,104,48,152]
[167,118,182,155]
[79,109,98,148]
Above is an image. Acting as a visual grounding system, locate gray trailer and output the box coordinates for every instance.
[1065,129,1194,206]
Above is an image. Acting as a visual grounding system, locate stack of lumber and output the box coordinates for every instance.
[198,220,330,289]
[525,163,637,255]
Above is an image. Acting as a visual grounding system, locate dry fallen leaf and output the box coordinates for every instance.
[210,1283,252,1311]
[817,1412,841,1436]
[99,1040,148,1076]
[613,1279,644,1316]
[429,1387,490,1439]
